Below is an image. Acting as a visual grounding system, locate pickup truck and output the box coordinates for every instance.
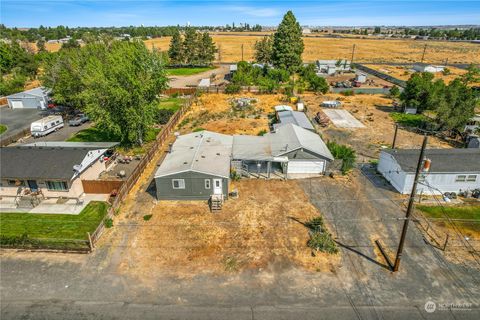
[68,114,89,126]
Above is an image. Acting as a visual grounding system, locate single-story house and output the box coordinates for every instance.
[6,87,50,109]
[0,142,118,199]
[412,63,445,73]
[273,110,315,131]
[377,148,480,195]
[155,131,233,200]
[154,124,334,200]
[316,60,351,75]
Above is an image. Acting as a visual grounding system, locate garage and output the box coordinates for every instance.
[287,160,325,174]
[10,100,24,109]
[6,87,50,109]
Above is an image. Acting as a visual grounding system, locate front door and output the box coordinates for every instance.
[213,179,222,195]
[27,180,38,192]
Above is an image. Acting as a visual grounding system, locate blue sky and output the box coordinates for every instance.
[2,1,480,27]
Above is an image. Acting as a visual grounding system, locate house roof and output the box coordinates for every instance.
[154,131,233,178]
[6,87,49,99]
[233,124,333,161]
[383,148,480,173]
[21,141,119,149]
[0,146,106,181]
[273,110,315,131]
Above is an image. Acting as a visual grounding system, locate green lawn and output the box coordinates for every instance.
[0,201,109,241]
[417,205,480,233]
[0,124,7,135]
[67,126,120,142]
[159,97,184,111]
[390,112,427,127]
[166,67,214,76]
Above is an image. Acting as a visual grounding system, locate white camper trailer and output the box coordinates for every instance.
[30,115,64,138]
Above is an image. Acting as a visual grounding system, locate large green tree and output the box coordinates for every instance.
[183,27,199,65]
[168,29,184,64]
[254,35,273,64]
[197,32,216,65]
[42,40,168,145]
[271,11,304,72]
[400,72,437,112]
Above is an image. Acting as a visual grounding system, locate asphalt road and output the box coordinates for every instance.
[0,107,44,143]
[1,169,479,319]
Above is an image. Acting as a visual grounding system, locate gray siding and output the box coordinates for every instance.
[155,171,229,200]
[8,96,45,109]
[283,148,332,161]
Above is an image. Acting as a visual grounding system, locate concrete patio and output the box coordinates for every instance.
[0,194,109,215]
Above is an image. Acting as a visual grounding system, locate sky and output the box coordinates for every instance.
[1,0,480,28]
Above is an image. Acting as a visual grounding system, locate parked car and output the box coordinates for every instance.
[68,114,89,126]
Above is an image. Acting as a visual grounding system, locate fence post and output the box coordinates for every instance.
[87,232,94,252]
[443,233,449,251]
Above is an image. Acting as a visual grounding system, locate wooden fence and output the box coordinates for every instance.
[88,96,194,248]
[163,87,197,95]
[82,180,124,194]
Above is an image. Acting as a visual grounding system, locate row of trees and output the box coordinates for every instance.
[400,66,480,131]
[168,28,216,65]
[42,40,168,145]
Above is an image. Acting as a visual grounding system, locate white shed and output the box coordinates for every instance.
[378,149,480,195]
[198,78,211,88]
[7,87,50,109]
[413,63,445,73]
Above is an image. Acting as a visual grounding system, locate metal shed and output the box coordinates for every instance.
[7,87,50,109]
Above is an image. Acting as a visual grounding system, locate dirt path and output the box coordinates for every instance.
[168,65,229,88]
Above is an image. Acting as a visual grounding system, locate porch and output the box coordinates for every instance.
[233,159,288,179]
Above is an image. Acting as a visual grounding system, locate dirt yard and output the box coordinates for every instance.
[302,93,451,161]
[178,93,290,135]
[116,179,340,279]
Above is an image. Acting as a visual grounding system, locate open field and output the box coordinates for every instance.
[39,35,480,64]
[417,204,480,236]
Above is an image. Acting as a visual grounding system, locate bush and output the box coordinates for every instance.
[390,112,427,127]
[327,141,356,174]
[225,83,241,94]
[156,109,175,124]
[257,129,267,136]
[389,85,400,98]
[340,90,355,96]
[143,214,153,221]
[305,216,338,254]
[104,218,113,228]
[230,169,241,181]
[442,68,451,75]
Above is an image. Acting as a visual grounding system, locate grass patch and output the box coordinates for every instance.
[417,205,480,233]
[0,201,109,249]
[0,124,7,135]
[390,112,427,127]
[67,126,120,142]
[305,216,338,254]
[158,97,184,111]
[166,67,214,76]
[326,141,356,175]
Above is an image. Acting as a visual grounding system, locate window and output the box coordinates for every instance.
[205,179,211,189]
[467,175,477,182]
[455,175,466,182]
[46,181,68,191]
[8,180,24,186]
[172,179,185,189]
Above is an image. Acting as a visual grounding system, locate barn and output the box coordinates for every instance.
[6,87,50,109]
[378,148,480,195]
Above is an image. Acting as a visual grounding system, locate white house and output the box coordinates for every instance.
[6,87,50,109]
[378,148,480,195]
[413,63,445,73]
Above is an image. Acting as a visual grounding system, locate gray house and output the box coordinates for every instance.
[6,87,50,109]
[154,131,233,200]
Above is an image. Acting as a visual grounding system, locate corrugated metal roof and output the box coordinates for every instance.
[273,111,315,131]
[154,131,233,178]
[7,87,49,99]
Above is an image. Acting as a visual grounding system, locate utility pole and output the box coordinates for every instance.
[241,44,244,61]
[393,135,428,272]
[351,44,356,64]
[218,44,222,64]
[392,124,399,149]
[420,44,427,63]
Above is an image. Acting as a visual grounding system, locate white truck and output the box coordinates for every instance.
[30,115,64,138]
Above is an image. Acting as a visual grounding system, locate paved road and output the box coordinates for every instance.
[1,170,479,319]
[0,107,44,143]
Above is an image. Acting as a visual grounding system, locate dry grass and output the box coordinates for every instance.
[144,35,480,64]
[118,179,340,278]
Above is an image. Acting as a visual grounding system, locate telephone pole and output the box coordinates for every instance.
[241,44,244,61]
[391,124,399,149]
[393,135,428,272]
[351,44,356,64]
[420,44,427,63]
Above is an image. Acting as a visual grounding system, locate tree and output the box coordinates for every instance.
[374,26,381,34]
[271,11,304,72]
[168,29,184,64]
[299,64,329,93]
[61,38,80,50]
[183,27,199,65]
[42,40,168,145]
[400,72,437,113]
[36,39,46,52]
[460,64,480,85]
[254,35,273,64]
[197,32,216,65]
[389,85,400,98]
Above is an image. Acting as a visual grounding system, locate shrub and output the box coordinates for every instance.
[442,68,451,75]
[307,231,338,254]
[340,90,355,96]
[104,218,113,228]
[225,83,241,94]
[257,129,267,136]
[390,112,427,127]
[193,127,205,132]
[156,109,175,124]
[143,214,153,221]
[230,169,241,181]
[389,85,400,98]
[327,141,356,174]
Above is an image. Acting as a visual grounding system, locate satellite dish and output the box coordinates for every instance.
[73,164,82,172]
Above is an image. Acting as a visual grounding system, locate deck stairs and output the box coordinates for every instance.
[209,194,224,212]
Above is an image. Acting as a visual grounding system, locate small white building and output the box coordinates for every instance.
[198,78,211,88]
[413,63,445,73]
[6,87,50,109]
[316,60,351,75]
[355,73,367,83]
[378,148,480,195]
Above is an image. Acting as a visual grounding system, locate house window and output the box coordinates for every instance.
[8,180,24,186]
[467,175,477,182]
[205,179,211,189]
[172,179,185,189]
[455,175,466,182]
[46,181,68,191]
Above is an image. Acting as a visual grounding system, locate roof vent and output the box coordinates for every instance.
[216,153,220,156]
[183,161,188,164]
[73,164,82,172]
[201,155,205,158]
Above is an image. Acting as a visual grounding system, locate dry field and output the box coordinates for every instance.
[302,93,451,161]
[117,179,340,279]
[144,35,480,64]
[178,93,291,135]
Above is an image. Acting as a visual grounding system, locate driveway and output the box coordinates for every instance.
[168,65,229,88]
[17,121,93,144]
[1,170,479,319]
[0,107,44,143]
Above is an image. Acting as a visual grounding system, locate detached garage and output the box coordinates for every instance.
[7,87,50,109]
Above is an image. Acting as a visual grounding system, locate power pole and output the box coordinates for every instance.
[393,135,428,272]
[351,44,356,64]
[420,44,427,63]
[218,44,222,64]
[392,124,398,149]
[241,44,244,61]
